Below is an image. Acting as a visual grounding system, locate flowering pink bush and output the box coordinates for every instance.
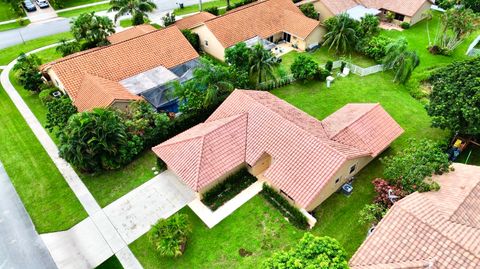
[372,178,406,208]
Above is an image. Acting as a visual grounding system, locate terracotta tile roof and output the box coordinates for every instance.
[152,114,248,191]
[107,24,157,44]
[323,103,404,157]
[174,12,216,30]
[350,163,480,269]
[204,0,320,48]
[73,74,142,112]
[42,26,199,101]
[321,0,430,17]
[153,90,403,208]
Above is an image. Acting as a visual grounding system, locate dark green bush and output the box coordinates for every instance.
[316,68,330,82]
[39,87,56,105]
[156,157,167,171]
[260,183,309,230]
[204,6,219,15]
[357,36,391,63]
[201,168,257,210]
[325,60,333,72]
[400,22,410,29]
[181,29,200,52]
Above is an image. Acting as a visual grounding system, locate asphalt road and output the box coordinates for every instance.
[0,162,57,269]
[0,0,206,50]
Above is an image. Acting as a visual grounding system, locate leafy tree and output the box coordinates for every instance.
[121,100,170,146]
[299,3,318,20]
[358,14,380,37]
[263,233,349,269]
[174,58,247,112]
[249,43,277,85]
[381,139,450,193]
[108,0,157,25]
[59,108,132,172]
[149,213,191,257]
[13,53,43,92]
[382,38,419,84]
[290,55,319,81]
[358,203,387,225]
[45,96,78,137]
[357,36,391,62]
[56,39,81,57]
[426,58,480,135]
[323,13,359,54]
[71,12,115,49]
[225,42,251,72]
[181,29,200,52]
[162,12,175,26]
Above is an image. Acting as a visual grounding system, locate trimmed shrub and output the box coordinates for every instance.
[260,183,309,229]
[300,3,318,20]
[325,60,333,72]
[291,55,319,82]
[316,68,330,82]
[201,168,257,210]
[204,6,219,15]
[149,213,191,257]
[400,22,410,29]
[357,36,391,62]
[39,87,56,105]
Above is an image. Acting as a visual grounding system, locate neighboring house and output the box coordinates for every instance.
[350,163,480,268]
[174,0,325,61]
[40,26,200,112]
[174,12,217,31]
[152,90,403,212]
[301,0,431,25]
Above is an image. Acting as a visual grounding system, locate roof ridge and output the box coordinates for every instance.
[448,180,480,228]
[48,27,172,66]
[195,135,206,192]
[328,103,380,139]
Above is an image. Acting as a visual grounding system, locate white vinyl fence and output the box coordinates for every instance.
[466,35,480,56]
[332,60,385,76]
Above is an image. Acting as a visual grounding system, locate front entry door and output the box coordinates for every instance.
[283,32,291,42]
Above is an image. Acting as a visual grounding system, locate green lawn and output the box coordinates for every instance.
[456,145,480,166]
[0,32,72,65]
[380,11,479,72]
[0,75,87,233]
[80,150,158,207]
[174,0,243,16]
[0,19,30,32]
[60,0,106,9]
[130,196,304,269]
[96,255,123,269]
[0,2,20,21]
[119,18,132,28]
[57,3,110,18]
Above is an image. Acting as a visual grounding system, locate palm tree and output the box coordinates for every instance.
[382,38,420,84]
[249,43,277,85]
[108,0,157,25]
[323,13,358,55]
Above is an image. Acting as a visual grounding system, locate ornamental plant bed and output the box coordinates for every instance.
[260,184,309,230]
[201,168,257,211]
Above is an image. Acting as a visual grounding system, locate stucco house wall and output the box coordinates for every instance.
[408,0,431,25]
[46,69,68,96]
[303,26,326,49]
[193,25,227,61]
[314,0,335,22]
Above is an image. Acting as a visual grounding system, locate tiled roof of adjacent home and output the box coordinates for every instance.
[41,26,199,111]
[350,163,480,269]
[74,74,142,112]
[319,0,358,15]
[203,0,320,48]
[321,0,430,17]
[153,90,403,208]
[106,24,157,44]
[174,12,216,30]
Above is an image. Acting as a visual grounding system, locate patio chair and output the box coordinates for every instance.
[340,67,350,77]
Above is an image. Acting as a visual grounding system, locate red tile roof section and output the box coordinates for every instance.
[106,24,157,44]
[321,0,430,17]
[174,12,217,30]
[42,26,199,100]
[73,74,142,112]
[153,90,403,208]
[204,0,320,48]
[350,163,480,269]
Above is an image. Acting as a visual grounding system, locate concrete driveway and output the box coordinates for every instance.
[103,170,196,244]
[26,4,58,23]
[0,161,57,269]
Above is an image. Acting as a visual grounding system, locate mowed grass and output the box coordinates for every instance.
[380,11,479,71]
[0,76,87,233]
[130,196,304,269]
[0,2,20,21]
[0,31,72,65]
[57,3,110,18]
[60,0,106,9]
[173,0,243,16]
[0,19,30,32]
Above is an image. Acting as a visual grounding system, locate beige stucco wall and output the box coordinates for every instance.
[193,24,226,61]
[45,68,69,97]
[249,153,272,176]
[303,25,325,49]
[314,0,335,22]
[408,1,432,25]
[111,100,132,111]
[304,155,373,211]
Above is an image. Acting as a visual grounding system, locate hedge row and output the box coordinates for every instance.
[260,183,309,230]
[257,76,295,91]
[201,168,257,211]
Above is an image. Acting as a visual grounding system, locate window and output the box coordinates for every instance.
[349,164,356,174]
[335,178,340,184]
[394,13,405,21]
[204,40,208,46]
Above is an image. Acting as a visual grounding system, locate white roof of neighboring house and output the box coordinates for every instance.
[346,5,381,20]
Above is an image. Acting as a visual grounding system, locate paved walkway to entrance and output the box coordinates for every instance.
[0,45,141,269]
[0,162,57,269]
[189,181,263,228]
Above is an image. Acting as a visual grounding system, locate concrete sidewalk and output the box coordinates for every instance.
[0,162,57,269]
